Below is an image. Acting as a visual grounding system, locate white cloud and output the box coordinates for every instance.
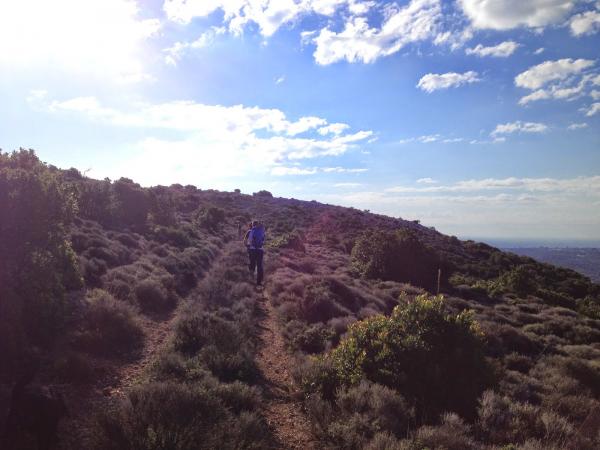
[334,182,363,188]
[0,0,160,82]
[466,40,519,57]
[585,102,600,116]
[534,47,545,55]
[417,71,480,93]
[570,10,600,36]
[417,177,437,184]
[568,122,588,129]
[322,166,368,173]
[311,0,442,65]
[592,90,600,100]
[270,165,367,176]
[271,166,318,176]
[515,59,595,90]
[163,0,350,37]
[491,121,548,136]
[318,123,350,135]
[458,0,576,30]
[164,27,226,66]
[33,94,373,172]
[515,59,599,105]
[275,76,286,84]
[398,134,466,144]
[321,175,600,238]
[386,175,600,193]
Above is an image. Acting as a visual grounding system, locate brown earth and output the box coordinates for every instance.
[256,291,318,450]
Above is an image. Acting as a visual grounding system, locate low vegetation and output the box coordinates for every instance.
[1,149,599,449]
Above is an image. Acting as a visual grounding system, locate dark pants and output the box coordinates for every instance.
[248,249,264,285]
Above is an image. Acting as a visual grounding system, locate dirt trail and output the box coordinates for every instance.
[256,293,318,450]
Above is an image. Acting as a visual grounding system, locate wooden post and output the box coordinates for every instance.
[437,268,441,295]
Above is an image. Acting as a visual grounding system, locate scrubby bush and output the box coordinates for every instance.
[196,206,226,231]
[351,229,443,290]
[135,279,174,312]
[174,311,243,356]
[253,190,273,198]
[300,280,347,323]
[152,225,192,248]
[75,289,143,356]
[111,177,150,229]
[414,413,476,450]
[306,294,491,421]
[93,382,271,450]
[52,352,94,384]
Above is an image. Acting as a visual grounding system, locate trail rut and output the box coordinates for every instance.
[256,292,317,450]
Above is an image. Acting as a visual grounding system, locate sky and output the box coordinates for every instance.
[0,0,599,240]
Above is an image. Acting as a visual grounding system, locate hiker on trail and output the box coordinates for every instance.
[244,220,265,286]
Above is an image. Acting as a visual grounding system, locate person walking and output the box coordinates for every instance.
[244,220,265,286]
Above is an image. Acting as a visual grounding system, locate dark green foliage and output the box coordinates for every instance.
[0,149,82,379]
[148,187,177,226]
[196,206,226,232]
[253,190,273,198]
[75,289,143,356]
[52,352,94,384]
[352,229,443,290]
[75,178,114,225]
[111,178,150,228]
[306,294,491,421]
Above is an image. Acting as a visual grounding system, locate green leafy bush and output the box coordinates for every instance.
[0,149,82,378]
[308,294,491,421]
[351,229,442,290]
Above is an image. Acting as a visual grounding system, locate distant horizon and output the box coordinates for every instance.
[2,0,599,240]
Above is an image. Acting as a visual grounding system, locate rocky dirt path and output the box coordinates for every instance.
[256,292,318,450]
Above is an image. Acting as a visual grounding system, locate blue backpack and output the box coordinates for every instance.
[252,225,265,249]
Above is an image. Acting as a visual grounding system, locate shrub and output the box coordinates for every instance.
[414,413,476,450]
[93,382,229,450]
[52,352,94,384]
[196,206,226,232]
[300,281,347,323]
[290,323,335,354]
[253,190,273,198]
[111,177,150,229]
[578,296,600,319]
[153,225,192,248]
[351,229,442,290]
[75,289,143,356]
[312,294,491,421]
[0,150,82,378]
[173,311,242,356]
[135,279,174,312]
